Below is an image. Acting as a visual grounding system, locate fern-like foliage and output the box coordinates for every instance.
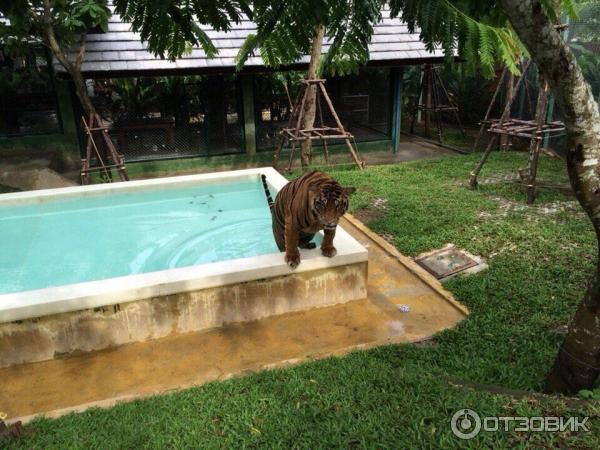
[112,0,581,79]
[236,0,524,77]
[235,0,382,76]
[113,0,252,61]
[540,0,579,22]
[390,0,523,77]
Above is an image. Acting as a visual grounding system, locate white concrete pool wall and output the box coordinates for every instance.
[0,167,368,367]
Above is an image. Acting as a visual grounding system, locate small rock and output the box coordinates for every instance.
[372,198,388,209]
[549,324,568,336]
[0,167,77,191]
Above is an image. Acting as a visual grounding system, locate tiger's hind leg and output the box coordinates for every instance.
[299,232,316,250]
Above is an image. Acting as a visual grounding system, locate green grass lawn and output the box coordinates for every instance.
[7,151,600,449]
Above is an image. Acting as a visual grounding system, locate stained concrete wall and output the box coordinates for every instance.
[0,262,367,368]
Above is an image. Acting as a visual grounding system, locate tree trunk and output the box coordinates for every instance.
[68,65,96,117]
[41,0,95,117]
[499,0,600,394]
[300,24,325,169]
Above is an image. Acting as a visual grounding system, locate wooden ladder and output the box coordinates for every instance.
[410,64,465,143]
[467,60,565,203]
[272,79,365,172]
[80,113,129,185]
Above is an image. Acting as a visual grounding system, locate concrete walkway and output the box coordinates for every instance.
[362,135,459,166]
[0,215,467,423]
[305,135,458,168]
[122,136,460,181]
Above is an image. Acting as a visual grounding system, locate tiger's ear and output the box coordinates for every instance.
[342,187,356,195]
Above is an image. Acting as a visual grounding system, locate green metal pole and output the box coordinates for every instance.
[392,67,404,154]
[416,68,423,124]
[241,74,257,155]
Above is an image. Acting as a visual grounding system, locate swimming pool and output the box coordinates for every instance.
[0,178,280,295]
[0,168,367,367]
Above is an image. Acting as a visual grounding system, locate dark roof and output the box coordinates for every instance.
[55,5,444,75]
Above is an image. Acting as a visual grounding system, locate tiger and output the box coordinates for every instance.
[261,171,355,269]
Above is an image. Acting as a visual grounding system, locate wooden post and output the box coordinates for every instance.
[80,114,128,184]
[430,67,444,142]
[473,68,506,151]
[277,79,364,171]
[500,72,515,151]
[468,61,531,188]
[525,78,549,204]
[424,65,432,137]
[317,82,364,169]
[543,93,555,148]
[315,89,330,166]
[434,68,466,138]
[273,83,305,167]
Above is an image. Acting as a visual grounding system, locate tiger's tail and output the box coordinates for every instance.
[261,174,274,210]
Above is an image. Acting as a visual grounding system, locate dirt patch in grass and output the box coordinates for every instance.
[353,197,389,225]
[353,207,385,224]
[479,197,583,222]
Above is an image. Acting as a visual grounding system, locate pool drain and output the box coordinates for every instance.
[414,244,486,280]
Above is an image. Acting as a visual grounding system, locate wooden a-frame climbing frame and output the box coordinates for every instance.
[80,113,129,185]
[467,60,565,204]
[410,64,465,143]
[272,79,365,172]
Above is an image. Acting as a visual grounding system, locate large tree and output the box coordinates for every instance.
[234,0,382,168]
[498,0,600,394]
[101,0,600,394]
[0,0,111,116]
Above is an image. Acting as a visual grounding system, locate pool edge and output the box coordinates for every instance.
[0,167,368,323]
[0,261,368,368]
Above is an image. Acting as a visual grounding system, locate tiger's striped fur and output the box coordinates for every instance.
[266,170,355,269]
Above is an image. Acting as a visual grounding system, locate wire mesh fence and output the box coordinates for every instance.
[254,68,392,151]
[566,2,600,105]
[89,75,244,162]
[404,4,600,151]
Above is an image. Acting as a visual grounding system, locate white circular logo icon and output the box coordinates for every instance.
[451,409,482,440]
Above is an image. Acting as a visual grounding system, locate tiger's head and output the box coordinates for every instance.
[309,180,356,231]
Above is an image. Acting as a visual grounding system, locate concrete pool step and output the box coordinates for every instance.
[0,215,468,422]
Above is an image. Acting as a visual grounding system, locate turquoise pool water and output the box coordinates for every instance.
[0,178,281,295]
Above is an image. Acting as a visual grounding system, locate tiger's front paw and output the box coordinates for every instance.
[285,250,301,269]
[321,246,337,258]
